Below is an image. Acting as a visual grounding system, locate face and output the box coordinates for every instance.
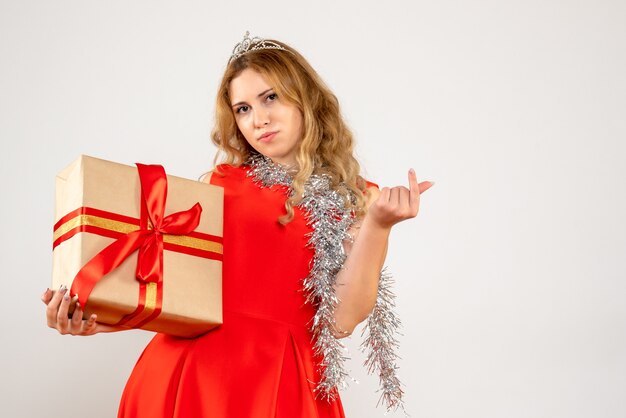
[229,68,303,168]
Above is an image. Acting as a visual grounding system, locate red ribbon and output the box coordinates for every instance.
[70,163,202,308]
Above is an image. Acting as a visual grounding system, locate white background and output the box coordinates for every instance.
[1,1,625,417]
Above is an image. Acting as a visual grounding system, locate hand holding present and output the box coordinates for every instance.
[41,286,130,336]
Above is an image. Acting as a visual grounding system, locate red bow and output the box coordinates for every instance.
[70,163,202,308]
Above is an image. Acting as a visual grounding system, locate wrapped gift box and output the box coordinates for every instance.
[52,155,223,338]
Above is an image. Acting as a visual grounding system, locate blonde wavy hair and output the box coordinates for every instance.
[210,38,374,225]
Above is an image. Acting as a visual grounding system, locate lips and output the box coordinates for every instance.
[258,131,277,142]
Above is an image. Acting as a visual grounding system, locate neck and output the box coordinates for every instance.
[270,157,298,172]
[273,161,298,177]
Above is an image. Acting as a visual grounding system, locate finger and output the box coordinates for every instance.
[419,180,435,194]
[46,285,66,327]
[57,290,71,333]
[408,169,420,196]
[41,288,52,304]
[82,314,98,335]
[408,170,421,214]
[398,186,410,212]
[48,285,66,307]
[379,187,391,204]
[389,187,400,207]
[70,299,83,330]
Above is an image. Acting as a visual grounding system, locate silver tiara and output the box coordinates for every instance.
[228,31,292,64]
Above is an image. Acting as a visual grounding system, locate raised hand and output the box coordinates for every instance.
[366,168,434,230]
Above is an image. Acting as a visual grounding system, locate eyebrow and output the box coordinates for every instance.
[231,88,274,108]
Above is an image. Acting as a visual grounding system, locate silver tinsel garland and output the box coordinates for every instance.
[245,151,406,414]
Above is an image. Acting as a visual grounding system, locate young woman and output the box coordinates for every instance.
[42,32,434,417]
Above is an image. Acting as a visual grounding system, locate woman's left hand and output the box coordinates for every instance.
[366,168,434,230]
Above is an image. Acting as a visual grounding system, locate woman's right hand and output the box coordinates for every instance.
[42,286,128,335]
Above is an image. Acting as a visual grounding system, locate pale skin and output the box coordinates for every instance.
[41,67,435,337]
[41,286,131,335]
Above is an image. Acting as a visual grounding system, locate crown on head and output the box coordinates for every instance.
[228,31,292,64]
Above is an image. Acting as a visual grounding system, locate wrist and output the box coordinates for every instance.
[362,214,392,236]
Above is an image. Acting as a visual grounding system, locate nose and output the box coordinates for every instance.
[254,109,270,128]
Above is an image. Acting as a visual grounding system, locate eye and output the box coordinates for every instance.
[235,105,249,114]
[267,93,277,101]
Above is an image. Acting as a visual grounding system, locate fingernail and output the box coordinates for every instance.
[409,168,415,175]
[63,294,70,301]
[76,301,81,309]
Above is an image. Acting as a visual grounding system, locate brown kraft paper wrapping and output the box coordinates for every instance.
[52,155,223,338]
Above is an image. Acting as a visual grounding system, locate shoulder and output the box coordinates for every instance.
[201,163,249,184]
[200,170,214,184]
